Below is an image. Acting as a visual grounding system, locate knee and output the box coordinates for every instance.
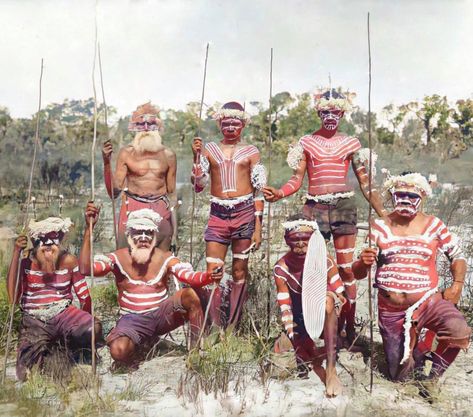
[180,288,202,311]
[232,267,247,283]
[326,296,335,314]
[109,338,134,362]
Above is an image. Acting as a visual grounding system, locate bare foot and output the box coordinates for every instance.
[325,368,343,397]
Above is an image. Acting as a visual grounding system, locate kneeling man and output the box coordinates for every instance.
[80,203,222,368]
[273,215,346,397]
[353,172,470,390]
[7,216,101,381]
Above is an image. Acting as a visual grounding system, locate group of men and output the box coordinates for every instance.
[7,88,470,399]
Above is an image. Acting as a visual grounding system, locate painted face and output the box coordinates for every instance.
[219,117,245,140]
[127,229,157,264]
[392,190,422,217]
[33,232,63,273]
[133,113,159,132]
[285,230,313,256]
[33,231,63,248]
[318,109,344,131]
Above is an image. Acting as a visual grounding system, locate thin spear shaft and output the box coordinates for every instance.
[2,59,43,385]
[265,48,273,334]
[190,43,209,266]
[98,43,118,249]
[367,12,374,394]
[89,8,99,376]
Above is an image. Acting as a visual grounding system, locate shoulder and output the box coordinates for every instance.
[299,135,312,147]
[274,257,289,274]
[164,147,176,159]
[118,146,133,157]
[60,252,78,269]
[343,136,362,152]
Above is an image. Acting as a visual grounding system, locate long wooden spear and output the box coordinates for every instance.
[2,58,44,385]
[265,48,274,334]
[190,42,209,266]
[89,9,99,376]
[367,12,375,393]
[97,43,118,249]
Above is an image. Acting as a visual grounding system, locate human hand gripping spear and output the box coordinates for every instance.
[2,59,43,385]
[367,12,375,393]
[190,44,214,347]
[89,14,99,376]
[265,48,274,334]
[98,42,118,250]
[190,42,209,267]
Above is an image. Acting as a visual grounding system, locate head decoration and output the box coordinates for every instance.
[313,88,355,111]
[125,209,162,234]
[28,217,72,239]
[282,219,320,232]
[212,102,250,123]
[128,102,163,132]
[383,172,432,198]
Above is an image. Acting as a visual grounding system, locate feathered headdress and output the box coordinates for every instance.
[313,88,356,111]
[212,101,251,122]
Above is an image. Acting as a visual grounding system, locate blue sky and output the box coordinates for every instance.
[1,0,472,117]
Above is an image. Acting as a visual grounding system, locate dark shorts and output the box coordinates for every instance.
[17,306,94,380]
[303,197,357,239]
[204,199,255,245]
[107,293,186,346]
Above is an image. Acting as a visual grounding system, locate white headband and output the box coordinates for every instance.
[282,219,320,232]
[126,209,162,233]
[212,108,251,122]
[383,173,432,197]
[28,217,73,239]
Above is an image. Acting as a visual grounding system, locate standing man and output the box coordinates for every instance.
[80,203,223,369]
[263,88,386,345]
[353,172,470,395]
[102,102,177,250]
[7,217,102,381]
[191,101,266,328]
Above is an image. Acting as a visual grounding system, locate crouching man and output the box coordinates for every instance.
[273,215,346,397]
[352,172,471,395]
[80,203,223,369]
[7,216,102,381]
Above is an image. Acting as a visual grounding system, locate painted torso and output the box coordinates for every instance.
[371,216,453,307]
[98,250,174,315]
[204,142,259,198]
[20,258,89,313]
[300,134,361,196]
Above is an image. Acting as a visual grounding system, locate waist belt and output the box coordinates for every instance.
[305,191,354,204]
[125,190,170,207]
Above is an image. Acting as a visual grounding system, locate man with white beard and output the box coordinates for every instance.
[80,203,223,369]
[102,102,177,250]
[7,217,102,381]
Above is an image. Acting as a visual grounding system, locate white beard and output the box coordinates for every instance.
[127,235,157,264]
[132,131,163,153]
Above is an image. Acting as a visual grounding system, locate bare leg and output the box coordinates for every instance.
[324,295,343,397]
[333,233,357,344]
[180,288,205,348]
[109,336,136,366]
[205,241,229,327]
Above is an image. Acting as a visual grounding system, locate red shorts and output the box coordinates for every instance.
[17,306,94,380]
[204,199,255,245]
[107,293,186,346]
